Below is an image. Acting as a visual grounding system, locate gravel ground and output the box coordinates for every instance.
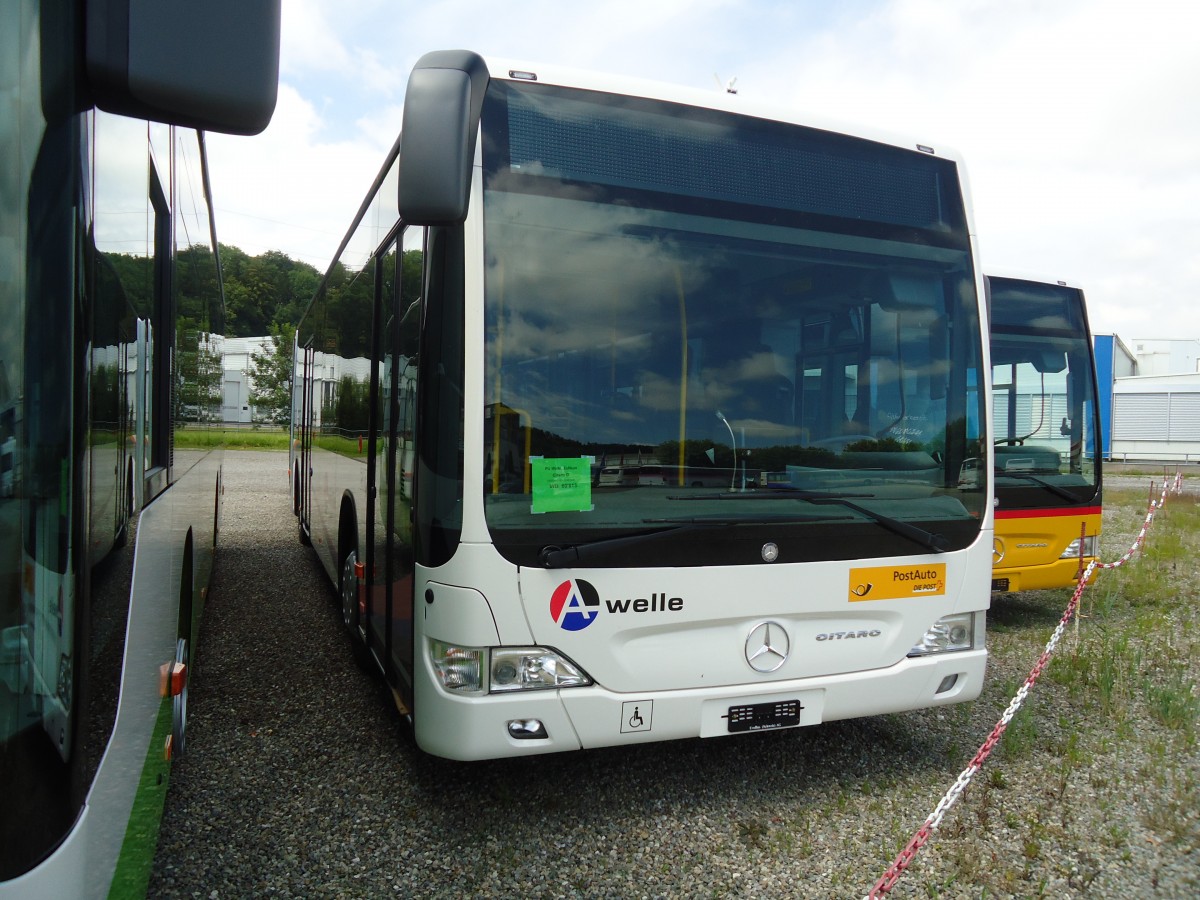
[148,452,1199,899]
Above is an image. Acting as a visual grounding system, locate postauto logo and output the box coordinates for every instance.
[550,578,600,631]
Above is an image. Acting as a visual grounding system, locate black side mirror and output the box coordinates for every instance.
[86,0,281,135]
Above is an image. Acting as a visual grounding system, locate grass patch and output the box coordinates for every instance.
[109,700,174,899]
[314,433,368,457]
[997,701,1039,759]
[174,426,290,451]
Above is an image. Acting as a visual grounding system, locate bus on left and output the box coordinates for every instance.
[0,3,279,897]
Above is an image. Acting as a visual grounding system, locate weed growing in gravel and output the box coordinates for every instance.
[1094,631,1141,716]
[735,818,768,849]
[1140,768,1200,850]
[1145,668,1200,736]
[996,701,1038,759]
[919,483,1200,897]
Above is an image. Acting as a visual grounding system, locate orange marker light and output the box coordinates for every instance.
[159,661,187,697]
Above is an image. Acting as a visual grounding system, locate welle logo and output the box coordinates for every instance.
[550,579,685,631]
[550,578,601,631]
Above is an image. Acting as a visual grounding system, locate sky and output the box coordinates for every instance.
[205,0,1200,342]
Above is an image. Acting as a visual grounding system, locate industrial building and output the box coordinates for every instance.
[1095,336,1200,464]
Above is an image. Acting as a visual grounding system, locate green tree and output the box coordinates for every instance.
[247,326,294,425]
[101,251,152,316]
[177,243,222,329]
[327,375,369,433]
[219,245,321,337]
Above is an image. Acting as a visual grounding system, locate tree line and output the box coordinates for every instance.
[102,244,423,426]
[230,245,422,427]
[103,244,320,424]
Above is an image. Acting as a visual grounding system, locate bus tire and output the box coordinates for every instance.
[212,471,221,548]
[113,460,135,549]
[339,546,370,669]
[173,534,195,756]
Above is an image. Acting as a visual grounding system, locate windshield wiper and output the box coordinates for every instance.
[538,511,845,568]
[538,522,723,568]
[994,471,1081,504]
[808,496,950,552]
[540,491,949,567]
[645,513,839,524]
[667,489,945,554]
[675,488,950,553]
[669,489,875,501]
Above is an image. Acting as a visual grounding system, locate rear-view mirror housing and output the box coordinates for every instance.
[398,50,490,225]
[86,0,281,135]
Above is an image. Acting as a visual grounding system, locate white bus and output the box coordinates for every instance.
[293,51,993,761]
[0,2,278,896]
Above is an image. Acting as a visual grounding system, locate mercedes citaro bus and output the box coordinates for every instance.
[292,51,993,761]
[987,272,1102,592]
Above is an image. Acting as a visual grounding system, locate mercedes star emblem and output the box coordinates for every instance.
[745,620,790,673]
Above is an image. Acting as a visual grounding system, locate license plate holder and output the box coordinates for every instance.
[725,699,803,733]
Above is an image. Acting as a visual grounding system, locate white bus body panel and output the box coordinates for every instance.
[413,534,990,761]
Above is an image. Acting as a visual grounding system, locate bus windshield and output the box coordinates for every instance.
[481,80,986,567]
[988,276,1100,506]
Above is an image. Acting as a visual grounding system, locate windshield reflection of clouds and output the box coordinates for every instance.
[482,167,985,544]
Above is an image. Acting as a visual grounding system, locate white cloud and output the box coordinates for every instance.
[207,82,399,266]
[206,0,1200,338]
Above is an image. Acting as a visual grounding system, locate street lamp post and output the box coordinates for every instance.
[716,410,737,491]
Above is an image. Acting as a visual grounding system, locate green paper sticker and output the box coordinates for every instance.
[531,457,593,513]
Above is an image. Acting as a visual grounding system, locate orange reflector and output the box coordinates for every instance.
[159,661,187,697]
[354,561,365,580]
[164,733,174,760]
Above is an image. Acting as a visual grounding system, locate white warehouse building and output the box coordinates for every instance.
[217,334,370,428]
[218,335,276,423]
[1096,336,1200,464]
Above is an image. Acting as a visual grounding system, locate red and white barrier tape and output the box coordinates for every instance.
[864,472,1184,898]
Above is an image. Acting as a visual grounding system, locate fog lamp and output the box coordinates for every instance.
[507,718,548,739]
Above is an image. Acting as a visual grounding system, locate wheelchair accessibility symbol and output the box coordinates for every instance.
[621,700,653,733]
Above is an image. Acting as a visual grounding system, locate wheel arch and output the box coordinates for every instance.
[337,490,360,589]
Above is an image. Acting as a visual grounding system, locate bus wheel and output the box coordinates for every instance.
[172,637,189,755]
[340,549,370,667]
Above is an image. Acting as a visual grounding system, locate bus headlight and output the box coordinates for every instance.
[430,641,485,694]
[490,648,591,693]
[908,613,975,656]
[429,641,592,694]
[1060,535,1097,559]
